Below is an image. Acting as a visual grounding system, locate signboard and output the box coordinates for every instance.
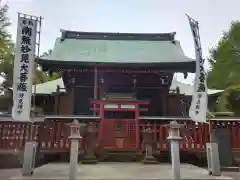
[12,15,38,121]
[104,104,118,109]
[187,15,208,123]
[120,104,135,109]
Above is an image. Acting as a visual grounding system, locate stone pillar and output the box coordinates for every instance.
[142,122,158,164]
[21,141,37,176]
[68,119,84,180]
[206,129,221,176]
[82,122,98,164]
[166,121,184,180]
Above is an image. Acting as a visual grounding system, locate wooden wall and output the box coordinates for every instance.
[54,91,74,115]
[54,90,194,116]
[167,95,191,116]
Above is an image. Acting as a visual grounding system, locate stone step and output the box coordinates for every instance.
[220,166,240,172]
[10,163,234,180]
[99,152,144,162]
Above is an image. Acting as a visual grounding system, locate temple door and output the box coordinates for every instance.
[101,111,137,149]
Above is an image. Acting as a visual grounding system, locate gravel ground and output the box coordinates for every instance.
[1,168,240,180]
[223,172,240,180]
[0,169,20,180]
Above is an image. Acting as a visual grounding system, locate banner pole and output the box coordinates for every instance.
[31,15,42,141]
[33,16,42,118]
[207,110,215,142]
[186,14,208,123]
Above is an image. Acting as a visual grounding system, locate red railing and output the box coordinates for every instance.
[139,121,209,152]
[0,121,41,152]
[0,119,99,153]
[0,117,240,153]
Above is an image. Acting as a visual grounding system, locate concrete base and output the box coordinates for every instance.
[0,153,22,168]
[81,155,98,164]
[10,163,233,180]
[21,142,37,176]
[220,166,240,172]
[206,142,221,176]
[142,155,158,164]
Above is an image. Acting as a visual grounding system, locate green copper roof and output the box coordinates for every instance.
[38,32,195,64]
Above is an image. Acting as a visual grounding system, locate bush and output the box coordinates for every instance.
[216,85,240,116]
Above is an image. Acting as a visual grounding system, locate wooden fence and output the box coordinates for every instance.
[0,117,240,153]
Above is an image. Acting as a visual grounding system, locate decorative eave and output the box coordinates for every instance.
[36,30,196,73]
[14,78,223,96]
[59,30,177,42]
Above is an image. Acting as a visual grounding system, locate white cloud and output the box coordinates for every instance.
[0,0,7,7]
[3,0,32,5]
[7,0,32,2]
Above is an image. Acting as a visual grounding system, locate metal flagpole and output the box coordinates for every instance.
[93,68,98,116]
[186,14,221,176]
[30,15,42,141]
[207,110,215,142]
[33,16,42,120]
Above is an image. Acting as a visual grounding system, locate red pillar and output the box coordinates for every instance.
[98,103,104,147]
[135,104,140,149]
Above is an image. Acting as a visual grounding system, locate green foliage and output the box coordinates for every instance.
[0,5,14,90]
[0,5,60,91]
[0,4,60,111]
[0,5,11,47]
[208,21,240,114]
[208,21,240,89]
[216,85,240,115]
[34,49,60,84]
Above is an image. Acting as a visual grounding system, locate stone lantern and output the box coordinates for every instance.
[165,121,184,180]
[82,122,98,164]
[69,119,82,139]
[68,119,85,180]
[142,122,158,164]
[167,121,183,141]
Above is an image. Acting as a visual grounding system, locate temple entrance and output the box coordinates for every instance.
[90,98,150,150]
[102,111,136,149]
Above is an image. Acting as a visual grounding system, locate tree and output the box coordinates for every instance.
[0,5,60,90]
[0,5,11,48]
[208,21,240,113]
[34,49,60,85]
[0,4,14,91]
[208,21,240,89]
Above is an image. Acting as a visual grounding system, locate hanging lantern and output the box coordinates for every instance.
[71,77,76,85]
[183,72,188,79]
[100,76,104,84]
[133,76,137,86]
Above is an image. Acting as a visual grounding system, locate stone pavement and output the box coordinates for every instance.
[0,169,20,180]
[9,163,234,180]
[223,172,240,180]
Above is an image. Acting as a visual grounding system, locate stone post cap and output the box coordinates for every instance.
[69,119,85,128]
[165,121,184,140]
[68,119,85,139]
[165,120,184,129]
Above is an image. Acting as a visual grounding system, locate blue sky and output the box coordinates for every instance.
[5,0,240,83]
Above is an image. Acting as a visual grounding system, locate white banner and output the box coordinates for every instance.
[187,16,208,123]
[12,15,38,121]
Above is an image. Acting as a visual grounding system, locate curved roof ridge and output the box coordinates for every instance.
[60,29,177,41]
[38,37,195,65]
